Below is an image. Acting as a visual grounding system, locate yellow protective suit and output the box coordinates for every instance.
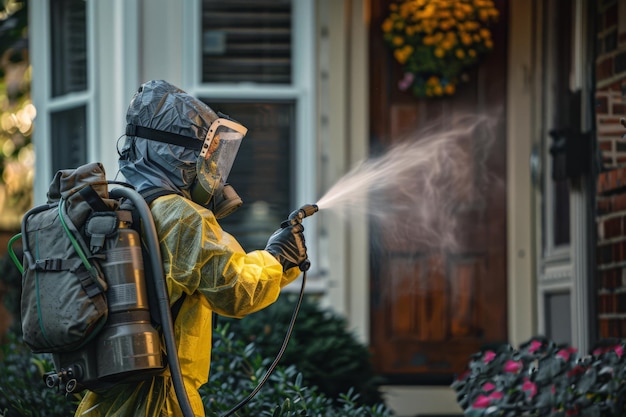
[75,194,300,416]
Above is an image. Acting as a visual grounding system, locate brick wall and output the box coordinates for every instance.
[596,0,626,339]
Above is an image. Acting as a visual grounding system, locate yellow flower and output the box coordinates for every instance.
[422,4,435,18]
[427,76,440,85]
[466,21,479,31]
[394,49,408,64]
[382,18,393,33]
[382,0,498,98]
[423,36,435,46]
[461,33,473,45]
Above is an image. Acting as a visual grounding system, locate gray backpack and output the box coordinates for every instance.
[20,162,116,353]
[12,162,165,393]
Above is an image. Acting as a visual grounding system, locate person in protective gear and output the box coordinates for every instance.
[74,79,308,417]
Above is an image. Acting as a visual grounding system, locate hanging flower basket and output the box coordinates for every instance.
[382,0,499,98]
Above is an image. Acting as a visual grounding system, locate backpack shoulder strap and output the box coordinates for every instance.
[139,187,182,206]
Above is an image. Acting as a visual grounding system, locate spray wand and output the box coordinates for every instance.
[221,204,318,417]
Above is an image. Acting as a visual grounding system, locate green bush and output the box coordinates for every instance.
[0,334,80,417]
[202,324,393,416]
[219,294,386,406]
[0,254,390,415]
[0,326,392,417]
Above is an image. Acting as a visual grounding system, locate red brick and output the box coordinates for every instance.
[599,194,626,214]
[599,317,610,338]
[598,292,612,313]
[598,140,614,152]
[597,95,609,114]
[606,4,618,28]
[614,194,626,211]
[597,57,615,81]
[598,171,610,193]
[613,103,626,116]
[603,216,624,239]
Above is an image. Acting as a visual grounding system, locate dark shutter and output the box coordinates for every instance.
[50,0,87,97]
[201,0,292,84]
[50,106,87,174]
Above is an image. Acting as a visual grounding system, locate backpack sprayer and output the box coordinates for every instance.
[9,191,318,417]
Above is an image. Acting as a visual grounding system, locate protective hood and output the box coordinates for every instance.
[119,80,221,198]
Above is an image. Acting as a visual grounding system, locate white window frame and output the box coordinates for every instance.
[181,0,320,286]
[30,0,99,205]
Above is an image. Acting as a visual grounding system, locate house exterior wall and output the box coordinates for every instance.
[596,0,626,340]
[21,0,540,415]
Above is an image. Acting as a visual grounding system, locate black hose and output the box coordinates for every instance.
[110,187,195,417]
[221,270,307,417]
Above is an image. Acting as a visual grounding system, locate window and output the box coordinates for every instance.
[31,0,93,185]
[192,0,316,265]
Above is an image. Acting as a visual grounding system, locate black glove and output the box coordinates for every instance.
[265,222,308,272]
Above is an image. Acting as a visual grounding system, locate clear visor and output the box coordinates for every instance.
[196,118,247,197]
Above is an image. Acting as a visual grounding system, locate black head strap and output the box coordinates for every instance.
[126,124,203,152]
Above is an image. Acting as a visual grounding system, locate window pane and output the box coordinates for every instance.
[201,0,292,84]
[553,179,570,246]
[50,106,87,174]
[50,0,87,97]
[545,292,572,345]
[201,100,294,251]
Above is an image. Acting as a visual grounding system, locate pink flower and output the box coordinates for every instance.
[472,391,504,409]
[483,350,496,363]
[503,359,522,373]
[567,365,587,378]
[522,377,537,398]
[614,345,623,358]
[398,72,415,91]
[529,340,543,353]
[482,382,496,392]
[557,347,577,361]
[472,395,491,408]
[489,391,504,400]
[556,349,570,361]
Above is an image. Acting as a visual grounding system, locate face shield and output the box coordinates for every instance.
[195,117,248,198]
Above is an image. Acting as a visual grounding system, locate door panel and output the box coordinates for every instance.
[369,0,508,383]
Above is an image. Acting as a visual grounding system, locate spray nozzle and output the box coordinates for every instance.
[281,204,319,228]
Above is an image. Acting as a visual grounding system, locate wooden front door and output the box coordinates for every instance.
[369,0,509,383]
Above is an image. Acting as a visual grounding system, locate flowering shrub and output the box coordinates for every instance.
[381,0,499,98]
[452,337,626,417]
